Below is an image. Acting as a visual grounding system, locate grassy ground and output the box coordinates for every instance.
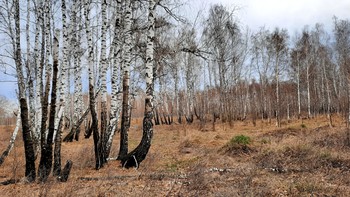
[0,115,350,196]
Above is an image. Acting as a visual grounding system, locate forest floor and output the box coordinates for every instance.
[1,115,350,196]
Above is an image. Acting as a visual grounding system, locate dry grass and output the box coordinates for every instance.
[0,116,350,196]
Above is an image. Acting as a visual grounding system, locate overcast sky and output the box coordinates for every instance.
[188,0,350,33]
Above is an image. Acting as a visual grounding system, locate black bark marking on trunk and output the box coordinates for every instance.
[57,160,73,182]
[53,117,63,176]
[64,107,90,142]
[20,98,36,182]
[118,77,130,159]
[89,84,101,170]
[121,98,153,168]
[38,43,59,182]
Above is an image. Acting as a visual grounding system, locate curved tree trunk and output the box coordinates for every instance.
[84,0,101,170]
[121,0,156,168]
[63,1,83,142]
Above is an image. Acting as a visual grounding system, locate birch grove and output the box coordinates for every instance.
[1,0,350,183]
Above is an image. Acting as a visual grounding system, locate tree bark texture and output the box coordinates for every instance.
[14,0,36,182]
[38,29,59,182]
[84,0,101,170]
[118,0,132,160]
[121,0,156,168]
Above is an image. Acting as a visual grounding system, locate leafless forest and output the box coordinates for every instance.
[0,0,350,196]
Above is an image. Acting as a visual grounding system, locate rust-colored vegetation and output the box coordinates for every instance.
[1,115,350,196]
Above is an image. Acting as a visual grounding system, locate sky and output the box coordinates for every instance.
[189,0,350,33]
[0,0,350,101]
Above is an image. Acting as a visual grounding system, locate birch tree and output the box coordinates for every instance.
[64,1,84,142]
[121,0,156,168]
[25,0,35,146]
[53,0,69,176]
[98,0,108,165]
[203,4,241,122]
[14,0,36,182]
[33,0,44,154]
[118,0,133,160]
[105,0,122,160]
[40,0,53,157]
[38,29,59,182]
[267,28,288,127]
[84,0,101,169]
[251,28,273,121]
[333,18,350,144]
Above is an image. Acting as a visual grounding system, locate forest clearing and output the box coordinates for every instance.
[1,115,350,196]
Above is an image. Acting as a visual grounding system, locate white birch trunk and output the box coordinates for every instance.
[53,0,68,139]
[306,62,311,118]
[14,0,36,181]
[100,0,108,105]
[99,0,108,144]
[275,54,280,127]
[42,0,53,143]
[26,0,35,131]
[106,0,122,158]
[297,53,301,118]
[322,55,332,126]
[145,0,155,105]
[34,0,43,153]
[118,0,132,158]
[120,0,156,168]
[84,0,101,169]
[72,1,83,139]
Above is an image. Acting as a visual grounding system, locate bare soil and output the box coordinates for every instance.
[1,115,350,196]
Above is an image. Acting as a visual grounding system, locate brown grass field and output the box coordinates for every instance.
[1,115,350,196]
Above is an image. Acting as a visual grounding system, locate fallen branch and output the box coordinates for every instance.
[0,179,19,185]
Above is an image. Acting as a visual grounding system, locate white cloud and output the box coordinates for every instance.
[193,0,350,32]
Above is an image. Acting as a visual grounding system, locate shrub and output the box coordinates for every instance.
[230,135,251,146]
[220,135,254,156]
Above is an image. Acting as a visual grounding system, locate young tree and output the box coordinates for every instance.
[202,4,242,122]
[251,28,273,121]
[267,28,288,127]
